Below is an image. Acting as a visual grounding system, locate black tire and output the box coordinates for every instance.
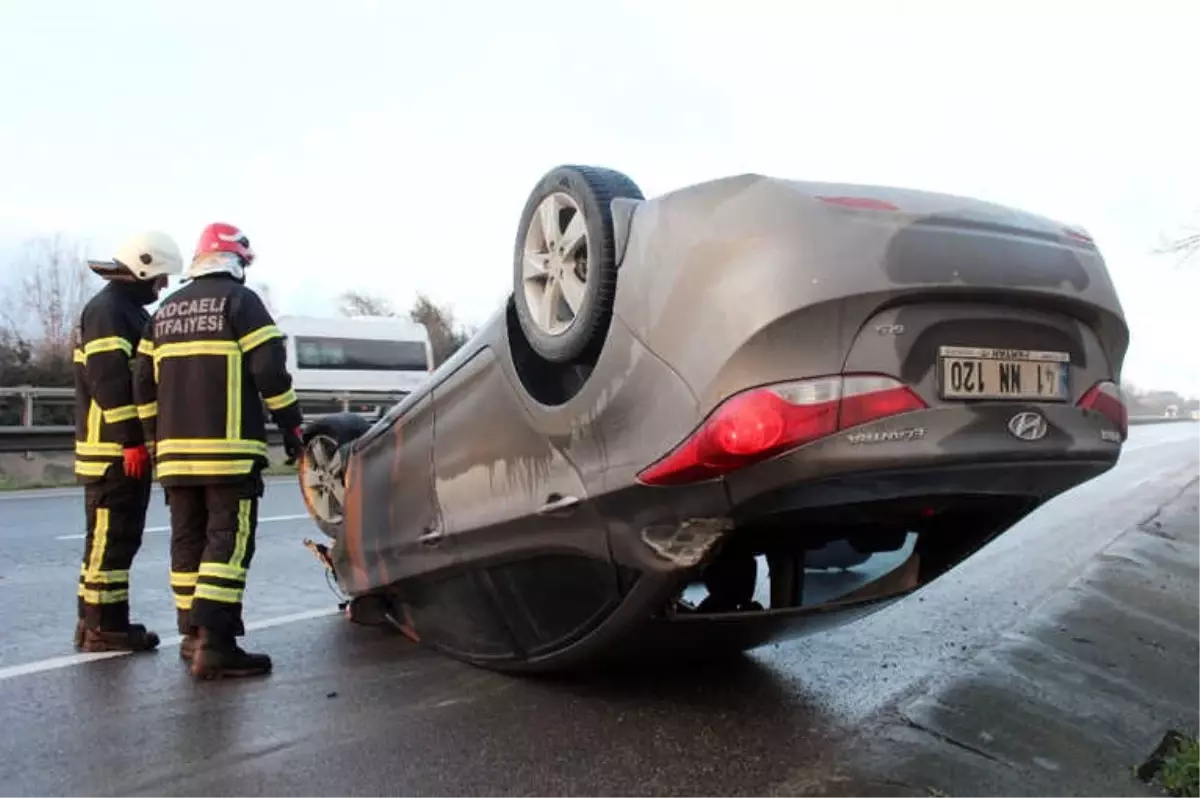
[298,413,372,539]
[513,164,644,364]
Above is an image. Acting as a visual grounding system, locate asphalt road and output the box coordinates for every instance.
[0,423,1196,796]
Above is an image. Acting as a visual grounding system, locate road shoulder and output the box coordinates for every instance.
[790,479,1199,797]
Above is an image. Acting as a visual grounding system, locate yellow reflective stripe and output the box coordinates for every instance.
[86,508,110,578]
[79,564,129,583]
[174,594,194,611]
[200,562,247,582]
[153,341,239,361]
[230,499,252,569]
[75,441,123,458]
[87,401,101,443]
[137,339,154,356]
[194,584,243,604]
[83,336,133,358]
[170,571,198,587]
[78,586,130,604]
[156,439,267,457]
[136,402,158,420]
[74,461,111,477]
[73,349,86,364]
[263,388,297,411]
[102,405,137,423]
[226,353,241,439]
[238,325,282,352]
[156,459,256,478]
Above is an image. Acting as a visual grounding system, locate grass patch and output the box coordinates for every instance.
[0,473,77,491]
[1137,730,1198,797]
[262,462,298,477]
[1162,736,1199,797]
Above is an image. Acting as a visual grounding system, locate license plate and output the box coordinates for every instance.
[938,346,1069,401]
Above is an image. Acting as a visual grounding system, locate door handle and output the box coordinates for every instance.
[537,494,580,515]
[416,526,442,544]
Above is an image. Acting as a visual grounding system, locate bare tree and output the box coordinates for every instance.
[1161,232,1199,261]
[248,281,278,315]
[409,293,471,367]
[338,290,396,318]
[1156,215,1199,265]
[1,234,99,361]
[336,289,472,367]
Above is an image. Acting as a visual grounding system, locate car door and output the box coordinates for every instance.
[339,392,450,594]
[424,345,619,663]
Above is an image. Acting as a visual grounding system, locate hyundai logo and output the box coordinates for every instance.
[1007,411,1049,441]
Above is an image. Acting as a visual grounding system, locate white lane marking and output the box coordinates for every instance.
[54,513,310,541]
[0,607,340,683]
[0,650,130,679]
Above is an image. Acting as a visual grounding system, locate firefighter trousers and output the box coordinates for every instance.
[166,476,263,638]
[78,469,152,630]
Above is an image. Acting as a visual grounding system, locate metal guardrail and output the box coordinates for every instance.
[0,406,1192,455]
[1127,415,1197,426]
[0,385,393,453]
[0,385,406,424]
[0,419,374,453]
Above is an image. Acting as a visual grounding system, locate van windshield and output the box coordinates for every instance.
[294,336,429,371]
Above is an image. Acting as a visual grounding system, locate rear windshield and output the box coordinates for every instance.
[293,336,428,371]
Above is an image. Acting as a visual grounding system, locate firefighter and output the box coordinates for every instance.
[73,230,184,652]
[133,222,304,679]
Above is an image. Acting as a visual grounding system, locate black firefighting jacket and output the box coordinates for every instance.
[72,282,154,482]
[132,274,303,486]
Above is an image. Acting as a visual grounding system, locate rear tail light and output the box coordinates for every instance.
[1062,225,1095,247]
[815,196,899,212]
[637,374,926,486]
[1077,380,1127,440]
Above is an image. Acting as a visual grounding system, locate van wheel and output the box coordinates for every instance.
[513,164,644,364]
[298,413,372,538]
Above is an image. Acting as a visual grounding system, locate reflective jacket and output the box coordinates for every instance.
[72,282,153,481]
[132,274,303,486]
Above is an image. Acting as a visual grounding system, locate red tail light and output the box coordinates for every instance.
[637,374,926,486]
[816,196,899,211]
[1077,380,1127,440]
[1062,225,1095,246]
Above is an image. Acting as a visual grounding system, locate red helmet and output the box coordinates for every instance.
[194,222,255,266]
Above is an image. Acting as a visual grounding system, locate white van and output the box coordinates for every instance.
[276,315,433,400]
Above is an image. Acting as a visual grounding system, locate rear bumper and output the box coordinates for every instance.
[602,402,1120,576]
[729,458,1115,522]
[723,401,1122,513]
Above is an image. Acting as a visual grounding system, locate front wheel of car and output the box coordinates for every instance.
[298,413,372,539]
[512,164,644,364]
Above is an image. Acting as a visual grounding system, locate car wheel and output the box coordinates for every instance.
[298,413,372,538]
[513,164,644,364]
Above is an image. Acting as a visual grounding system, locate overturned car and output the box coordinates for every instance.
[297,165,1130,673]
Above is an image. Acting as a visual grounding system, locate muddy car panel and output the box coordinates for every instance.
[332,392,446,595]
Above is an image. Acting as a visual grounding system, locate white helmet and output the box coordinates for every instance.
[92,230,185,281]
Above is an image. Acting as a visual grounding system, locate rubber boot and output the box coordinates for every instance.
[79,623,161,653]
[189,628,272,680]
[73,619,85,650]
[177,611,197,661]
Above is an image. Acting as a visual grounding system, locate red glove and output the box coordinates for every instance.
[123,444,151,479]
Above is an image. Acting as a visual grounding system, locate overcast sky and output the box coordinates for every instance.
[1,0,1197,395]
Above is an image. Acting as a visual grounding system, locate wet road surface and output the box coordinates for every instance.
[0,424,1195,795]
